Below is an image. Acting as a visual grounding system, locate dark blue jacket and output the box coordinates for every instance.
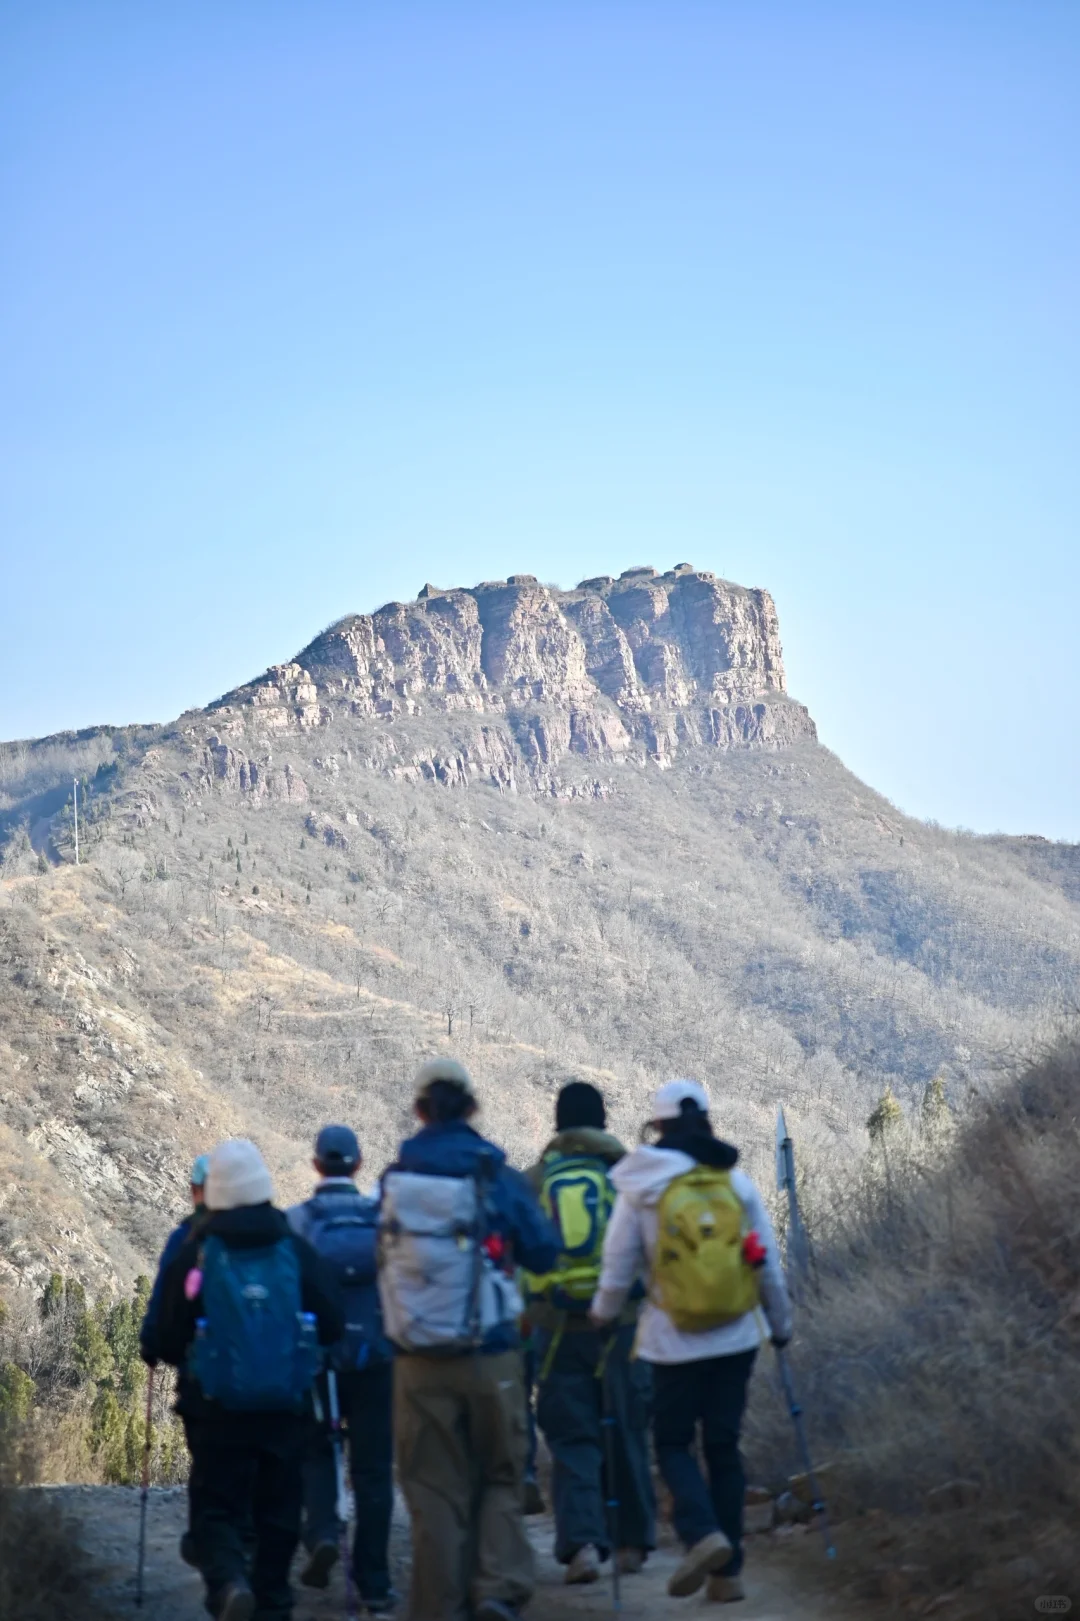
[140,1214,196,1364]
[389,1120,559,1354]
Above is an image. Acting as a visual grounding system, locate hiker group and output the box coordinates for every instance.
[140,1060,792,1621]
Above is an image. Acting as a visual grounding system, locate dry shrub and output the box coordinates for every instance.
[746,1037,1080,1618]
[0,1425,107,1620]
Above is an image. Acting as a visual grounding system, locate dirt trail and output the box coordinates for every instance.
[55,1485,851,1621]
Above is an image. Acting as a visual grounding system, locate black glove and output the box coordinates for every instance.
[139,1347,158,1369]
[771,1334,791,1350]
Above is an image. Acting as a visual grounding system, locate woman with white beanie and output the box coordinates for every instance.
[589,1081,792,1604]
[156,1138,344,1621]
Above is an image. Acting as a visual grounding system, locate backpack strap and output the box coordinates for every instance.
[537,1311,568,1384]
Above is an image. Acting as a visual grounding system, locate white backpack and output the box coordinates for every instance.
[377,1170,522,1354]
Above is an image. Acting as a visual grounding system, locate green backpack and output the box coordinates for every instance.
[524,1153,615,1311]
[652,1165,760,1332]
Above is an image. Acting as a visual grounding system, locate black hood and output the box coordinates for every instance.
[205,1202,291,1248]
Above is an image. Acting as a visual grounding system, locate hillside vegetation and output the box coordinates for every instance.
[0,571,1077,1299]
[746,1036,1080,1618]
[0,734,1078,1300]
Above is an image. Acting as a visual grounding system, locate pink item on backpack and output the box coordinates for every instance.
[184,1267,203,1300]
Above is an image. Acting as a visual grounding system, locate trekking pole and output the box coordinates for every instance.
[598,1334,622,1615]
[327,1370,361,1621]
[135,1365,155,1606]
[774,1347,836,1560]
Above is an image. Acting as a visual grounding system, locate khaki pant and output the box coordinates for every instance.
[394,1349,534,1621]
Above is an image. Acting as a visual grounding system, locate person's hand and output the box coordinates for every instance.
[139,1349,157,1369]
[771,1334,791,1350]
[588,1308,613,1332]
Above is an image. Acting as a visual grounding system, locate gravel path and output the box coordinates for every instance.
[53,1485,844,1621]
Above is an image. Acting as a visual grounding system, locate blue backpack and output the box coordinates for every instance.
[190,1235,321,1412]
[305,1195,390,1371]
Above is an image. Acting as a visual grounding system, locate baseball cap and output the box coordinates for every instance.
[650,1079,710,1121]
[315,1124,361,1172]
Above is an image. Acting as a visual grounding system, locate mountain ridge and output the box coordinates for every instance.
[0,565,1077,1299]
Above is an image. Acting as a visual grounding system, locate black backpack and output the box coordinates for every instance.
[305,1193,390,1371]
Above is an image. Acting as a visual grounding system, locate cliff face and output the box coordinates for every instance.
[208,566,814,793]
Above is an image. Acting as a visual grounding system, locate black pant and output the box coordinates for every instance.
[181,1412,200,1531]
[303,1362,394,1603]
[535,1323,655,1564]
[189,1413,304,1620]
[650,1350,757,1576]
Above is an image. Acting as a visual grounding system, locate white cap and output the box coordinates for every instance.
[650,1078,710,1122]
[205,1138,274,1211]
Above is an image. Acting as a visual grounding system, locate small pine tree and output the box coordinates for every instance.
[39,1272,86,1321]
[867,1086,903,1142]
[90,1388,128,1482]
[0,1361,35,1422]
[922,1073,952,1132]
[39,1272,66,1320]
[73,1307,114,1385]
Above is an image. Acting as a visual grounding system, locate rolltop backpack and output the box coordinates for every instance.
[189,1234,321,1412]
[651,1166,760,1332]
[377,1154,522,1354]
[523,1152,615,1312]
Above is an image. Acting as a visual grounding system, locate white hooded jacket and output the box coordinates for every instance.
[591,1144,793,1364]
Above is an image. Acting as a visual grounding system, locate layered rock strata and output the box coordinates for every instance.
[204,566,815,792]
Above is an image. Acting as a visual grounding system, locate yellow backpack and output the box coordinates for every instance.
[652,1166,760,1332]
[523,1154,615,1310]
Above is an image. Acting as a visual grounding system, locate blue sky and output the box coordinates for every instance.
[2,3,1077,838]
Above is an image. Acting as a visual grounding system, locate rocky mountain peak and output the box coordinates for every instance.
[207,567,815,790]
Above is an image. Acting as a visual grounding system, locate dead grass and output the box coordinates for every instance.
[747,1037,1080,1618]
[0,1426,108,1620]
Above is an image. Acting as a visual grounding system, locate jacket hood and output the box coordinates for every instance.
[205,1202,291,1247]
[396,1119,508,1180]
[543,1127,627,1166]
[609,1145,699,1208]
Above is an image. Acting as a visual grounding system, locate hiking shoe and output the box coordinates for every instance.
[667,1531,734,1598]
[300,1540,339,1589]
[179,1530,200,1568]
[706,1573,746,1602]
[474,1602,521,1621]
[217,1582,256,1621]
[523,1476,546,1516]
[363,1592,399,1615]
[565,1544,601,1584]
[616,1546,646,1575]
